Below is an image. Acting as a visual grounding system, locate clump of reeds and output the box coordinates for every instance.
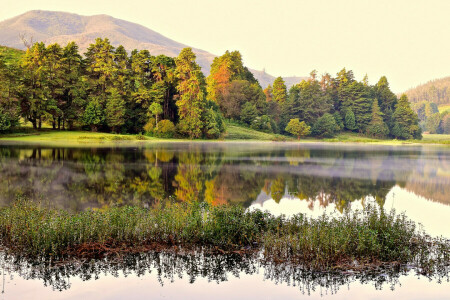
[0,200,447,273]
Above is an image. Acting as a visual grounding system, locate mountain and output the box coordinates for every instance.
[0,10,306,88]
[403,76,450,106]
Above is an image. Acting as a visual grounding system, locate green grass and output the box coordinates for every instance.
[0,200,448,273]
[1,127,448,146]
[0,46,24,65]
[0,130,158,146]
[438,104,450,114]
[224,123,290,141]
[305,132,450,145]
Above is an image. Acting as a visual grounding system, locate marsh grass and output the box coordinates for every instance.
[0,200,448,273]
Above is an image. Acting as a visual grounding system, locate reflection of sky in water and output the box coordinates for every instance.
[3,265,448,300]
[249,185,450,238]
[0,143,449,299]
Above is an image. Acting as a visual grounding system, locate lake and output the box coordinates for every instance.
[0,142,449,299]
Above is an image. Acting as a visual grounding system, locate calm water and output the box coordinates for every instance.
[0,142,449,299]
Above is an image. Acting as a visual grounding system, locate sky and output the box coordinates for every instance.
[1,0,449,93]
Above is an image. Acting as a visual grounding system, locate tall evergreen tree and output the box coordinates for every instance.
[366,99,389,138]
[105,88,125,132]
[391,94,422,139]
[272,77,287,103]
[175,48,206,138]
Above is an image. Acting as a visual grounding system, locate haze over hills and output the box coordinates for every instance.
[0,10,306,88]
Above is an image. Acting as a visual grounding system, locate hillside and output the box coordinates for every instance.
[403,76,450,106]
[0,46,24,65]
[0,10,305,87]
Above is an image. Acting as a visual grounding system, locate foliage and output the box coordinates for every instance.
[105,88,125,132]
[391,95,422,139]
[240,102,258,125]
[344,109,357,131]
[272,77,287,103]
[285,118,311,139]
[155,119,176,138]
[175,48,206,139]
[312,113,339,137]
[366,100,389,138]
[251,115,273,133]
[82,97,105,131]
[0,200,447,274]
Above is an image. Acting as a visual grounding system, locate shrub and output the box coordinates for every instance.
[143,118,156,134]
[155,120,176,138]
[312,113,339,137]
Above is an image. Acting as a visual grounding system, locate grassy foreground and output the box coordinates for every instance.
[0,200,448,272]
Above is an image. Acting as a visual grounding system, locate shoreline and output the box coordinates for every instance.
[0,130,449,147]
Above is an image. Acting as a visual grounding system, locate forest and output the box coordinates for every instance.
[0,38,422,140]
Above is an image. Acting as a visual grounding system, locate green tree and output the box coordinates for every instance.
[374,76,397,129]
[391,94,422,139]
[344,109,357,131]
[240,102,258,125]
[285,118,311,140]
[83,96,105,131]
[105,88,125,132]
[425,113,441,133]
[149,102,163,129]
[366,99,389,138]
[272,77,287,103]
[175,48,206,138]
[311,113,339,137]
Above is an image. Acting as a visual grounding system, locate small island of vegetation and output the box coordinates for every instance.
[0,199,448,275]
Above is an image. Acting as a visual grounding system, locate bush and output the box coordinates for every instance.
[251,115,273,133]
[312,113,339,137]
[143,118,156,134]
[155,120,176,138]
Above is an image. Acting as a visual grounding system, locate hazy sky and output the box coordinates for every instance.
[1,0,449,92]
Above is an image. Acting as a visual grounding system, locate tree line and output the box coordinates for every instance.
[0,38,421,139]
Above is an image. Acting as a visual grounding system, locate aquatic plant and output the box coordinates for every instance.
[0,200,448,274]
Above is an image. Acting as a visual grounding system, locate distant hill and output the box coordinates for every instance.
[0,10,305,87]
[403,77,450,106]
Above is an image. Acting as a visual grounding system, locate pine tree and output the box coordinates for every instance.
[344,109,357,131]
[391,94,422,139]
[175,48,206,138]
[83,96,105,132]
[366,99,389,138]
[105,88,125,132]
[272,77,287,103]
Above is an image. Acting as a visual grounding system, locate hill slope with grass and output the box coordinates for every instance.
[0,45,24,64]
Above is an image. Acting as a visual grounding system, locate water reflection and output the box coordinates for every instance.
[0,143,448,212]
[1,250,448,296]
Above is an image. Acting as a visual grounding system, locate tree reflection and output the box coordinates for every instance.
[0,144,447,211]
[1,250,447,295]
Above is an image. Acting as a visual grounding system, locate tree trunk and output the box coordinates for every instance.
[38,118,42,129]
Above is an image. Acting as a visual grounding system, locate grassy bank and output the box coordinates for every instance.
[0,200,448,273]
[0,127,448,146]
